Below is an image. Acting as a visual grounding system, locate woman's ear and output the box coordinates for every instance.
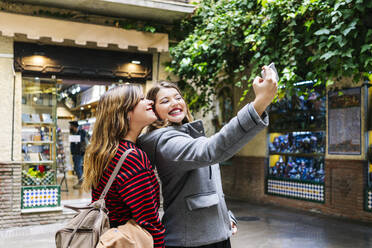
[127,111,133,122]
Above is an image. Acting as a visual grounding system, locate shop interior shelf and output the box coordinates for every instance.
[267,176,325,185]
[269,129,326,133]
[22,122,55,126]
[22,160,54,164]
[69,100,98,112]
[22,141,54,144]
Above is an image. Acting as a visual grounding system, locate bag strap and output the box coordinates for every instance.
[64,148,134,248]
[63,205,93,212]
[99,148,134,200]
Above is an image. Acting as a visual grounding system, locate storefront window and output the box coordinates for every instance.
[366,84,372,211]
[266,82,326,202]
[21,77,60,210]
[15,42,153,210]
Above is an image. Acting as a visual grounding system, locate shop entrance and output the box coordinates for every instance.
[17,42,153,210]
[21,76,122,207]
[56,80,116,204]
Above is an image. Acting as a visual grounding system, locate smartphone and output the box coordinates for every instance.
[261,62,279,82]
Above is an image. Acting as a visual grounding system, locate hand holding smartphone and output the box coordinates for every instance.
[261,62,279,82]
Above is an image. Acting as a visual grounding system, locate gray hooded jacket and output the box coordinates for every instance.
[137,103,268,247]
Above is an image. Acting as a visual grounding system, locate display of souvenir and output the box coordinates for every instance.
[269,132,325,154]
[30,114,41,123]
[268,83,326,187]
[269,156,325,183]
[22,113,32,123]
[269,86,325,132]
[41,113,53,123]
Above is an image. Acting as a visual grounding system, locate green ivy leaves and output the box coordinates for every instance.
[168,0,372,113]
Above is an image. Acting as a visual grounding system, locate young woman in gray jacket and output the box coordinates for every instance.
[138,67,278,248]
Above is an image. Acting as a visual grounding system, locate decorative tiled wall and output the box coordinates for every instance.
[267,178,325,203]
[21,185,60,209]
[366,189,372,211]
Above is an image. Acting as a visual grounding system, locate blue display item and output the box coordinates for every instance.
[269,83,326,132]
[270,131,325,154]
[268,156,325,183]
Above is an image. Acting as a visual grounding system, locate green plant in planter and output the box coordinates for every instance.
[27,167,45,179]
[22,167,53,186]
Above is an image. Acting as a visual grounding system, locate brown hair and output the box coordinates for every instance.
[82,84,142,191]
[147,81,193,132]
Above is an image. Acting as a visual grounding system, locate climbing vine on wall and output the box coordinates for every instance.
[167,0,372,112]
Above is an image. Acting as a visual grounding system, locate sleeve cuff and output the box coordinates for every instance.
[248,103,269,125]
[228,210,237,225]
[237,103,269,132]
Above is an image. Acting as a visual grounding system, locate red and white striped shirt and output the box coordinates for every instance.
[92,140,165,248]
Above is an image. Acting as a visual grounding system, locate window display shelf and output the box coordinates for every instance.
[22,122,55,126]
[269,152,325,157]
[21,77,59,210]
[22,141,54,145]
[266,83,326,203]
[269,128,325,133]
[22,163,55,186]
[69,100,98,112]
[22,160,54,164]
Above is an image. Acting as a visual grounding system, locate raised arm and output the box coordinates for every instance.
[156,102,268,170]
[155,66,277,170]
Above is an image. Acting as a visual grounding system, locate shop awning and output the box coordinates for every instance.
[11,0,195,24]
[0,12,168,52]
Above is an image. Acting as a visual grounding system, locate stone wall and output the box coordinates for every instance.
[221,156,266,202]
[221,156,372,223]
[0,36,15,162]
[0,162,20,228]
[0,161,75,229]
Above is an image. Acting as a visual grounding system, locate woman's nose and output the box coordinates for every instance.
[147,99,154,105]
[170,98,178,106]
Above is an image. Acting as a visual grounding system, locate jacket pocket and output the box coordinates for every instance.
[185,192,219,211]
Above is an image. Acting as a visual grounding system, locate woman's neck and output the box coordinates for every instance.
[123,128,142,143]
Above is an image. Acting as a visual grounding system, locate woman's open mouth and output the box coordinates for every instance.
[169,108,183,116]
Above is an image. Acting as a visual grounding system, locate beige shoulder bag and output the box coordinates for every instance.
[56,148,153,248]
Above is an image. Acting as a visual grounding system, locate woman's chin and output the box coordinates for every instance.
[168,116,184,124]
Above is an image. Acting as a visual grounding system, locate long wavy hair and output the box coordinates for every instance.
[82,84,142,191]
[147,81,193,132]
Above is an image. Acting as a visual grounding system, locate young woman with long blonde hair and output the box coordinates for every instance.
[82,84,165,248]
